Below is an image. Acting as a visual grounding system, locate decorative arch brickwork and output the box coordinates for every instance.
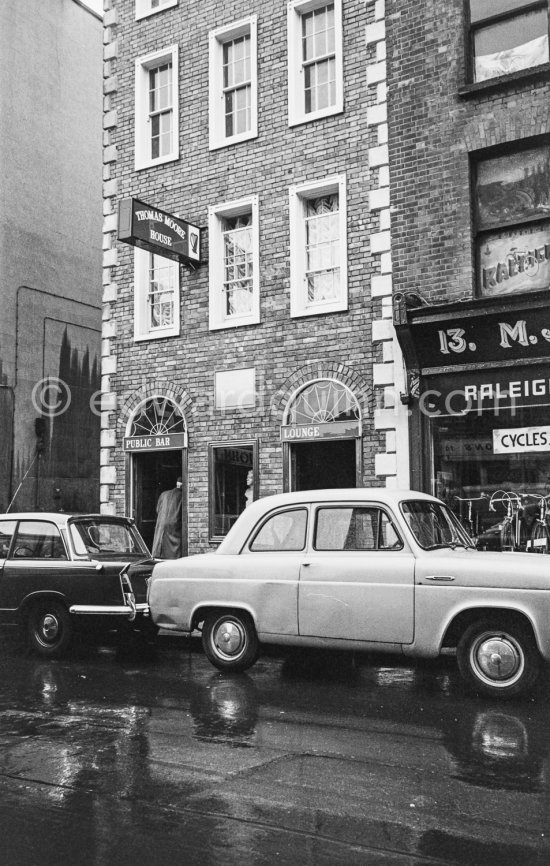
[270,362,374,424]
[116,381,194,438]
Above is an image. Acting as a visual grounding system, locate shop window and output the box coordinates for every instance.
[468,0,549,83]
[289,175,347,317]
[432,405,550,551]
[314,507,402,551]
[287,0,343,126]
[135,45,179,170]
[134,249,180,340]
[474,144,550,297]
[209,17,258,150]
[135,0,177,20]
[209,442,257,539]
[250,508,308,551]
[208,196,260,329]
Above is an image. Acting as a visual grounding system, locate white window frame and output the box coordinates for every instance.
[135,0,178,21]
[287,0,343,127]
[208,196,260,330]
[209,16,258,150]
[135,45,179,171]
[133,248,180,341]
[289,174,347,318]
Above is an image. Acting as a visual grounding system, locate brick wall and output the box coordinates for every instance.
[102,0,410,551]
[386,0,550,306]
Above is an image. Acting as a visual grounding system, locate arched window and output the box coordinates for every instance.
[127,397,186,437]
[285,379,360,425]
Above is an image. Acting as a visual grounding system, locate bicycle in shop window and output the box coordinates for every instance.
[454,494,488,542]
[526,494,550,554]
[488,491,550,553]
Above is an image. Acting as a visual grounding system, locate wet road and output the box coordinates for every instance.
[1,632,549,866]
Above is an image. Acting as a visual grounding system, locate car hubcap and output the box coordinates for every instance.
[213,620,245,658]
[40,614,60,644]
[473,634,523,684]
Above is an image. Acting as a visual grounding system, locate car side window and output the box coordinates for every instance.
[0,521,17,558]
[314,507,403,551]
[10,521,68,560]
[249,508,308,552]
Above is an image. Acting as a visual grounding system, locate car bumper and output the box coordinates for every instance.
[69,599,150,621]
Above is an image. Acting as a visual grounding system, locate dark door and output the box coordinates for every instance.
[132,450,185,552]
[290,439,357,491]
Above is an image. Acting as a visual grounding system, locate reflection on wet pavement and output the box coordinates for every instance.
[0,634,549,864]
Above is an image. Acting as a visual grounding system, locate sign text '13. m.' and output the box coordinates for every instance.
[117,198,202,265]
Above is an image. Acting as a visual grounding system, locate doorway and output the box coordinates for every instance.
[131,450,186,553]
[290,439,357,491]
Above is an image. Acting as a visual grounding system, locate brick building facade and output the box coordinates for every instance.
[388,0,550,548]
[101,0,410,554]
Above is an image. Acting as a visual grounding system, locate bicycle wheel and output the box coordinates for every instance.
[530,521,550,554]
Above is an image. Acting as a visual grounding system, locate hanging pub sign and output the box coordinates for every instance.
[118,198,202,265]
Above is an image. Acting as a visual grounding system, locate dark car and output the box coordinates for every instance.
[0,512,155,657]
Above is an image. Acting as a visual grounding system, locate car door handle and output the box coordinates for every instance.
[425,575,455,582]
[302,562,311,567]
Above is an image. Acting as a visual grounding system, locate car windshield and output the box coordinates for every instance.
[69,519,149,558]
[400,500,474,550]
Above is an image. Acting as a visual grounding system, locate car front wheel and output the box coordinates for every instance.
[457,618,541,699]
[27,601,73,658]
[202,610,259,672]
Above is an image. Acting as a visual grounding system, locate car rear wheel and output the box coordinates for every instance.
[457,618,541,699]
[202,610,259,672]
[27,601,73,658]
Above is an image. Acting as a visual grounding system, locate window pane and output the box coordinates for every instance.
[470,0,539,25]
[476,147,550,229]
[288,380,359,425]
[223,35,251,88]
[223,34,251,138]
[250,509,307,551]
[148,254,175,328]
[12,521,67,559]
[70,520,146,556]
[212,445,254,536]
[380,513,402,549]
[401,502,463,549]
[315,508,401,550]
[473,10,548,81]
[0,521,17,557]
[315,507,377,550]
[302,5,334,61]
[222,215,253,317]
[305,194,340,302]
[149,62,172,112]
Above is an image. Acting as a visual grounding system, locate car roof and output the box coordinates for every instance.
[217,488,439,554]
[0,513,132,528]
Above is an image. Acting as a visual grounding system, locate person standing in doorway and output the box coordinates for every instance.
[152,477,182,558]
[244,470,254,508]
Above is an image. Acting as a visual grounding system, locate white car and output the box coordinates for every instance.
[147,489,550,698]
